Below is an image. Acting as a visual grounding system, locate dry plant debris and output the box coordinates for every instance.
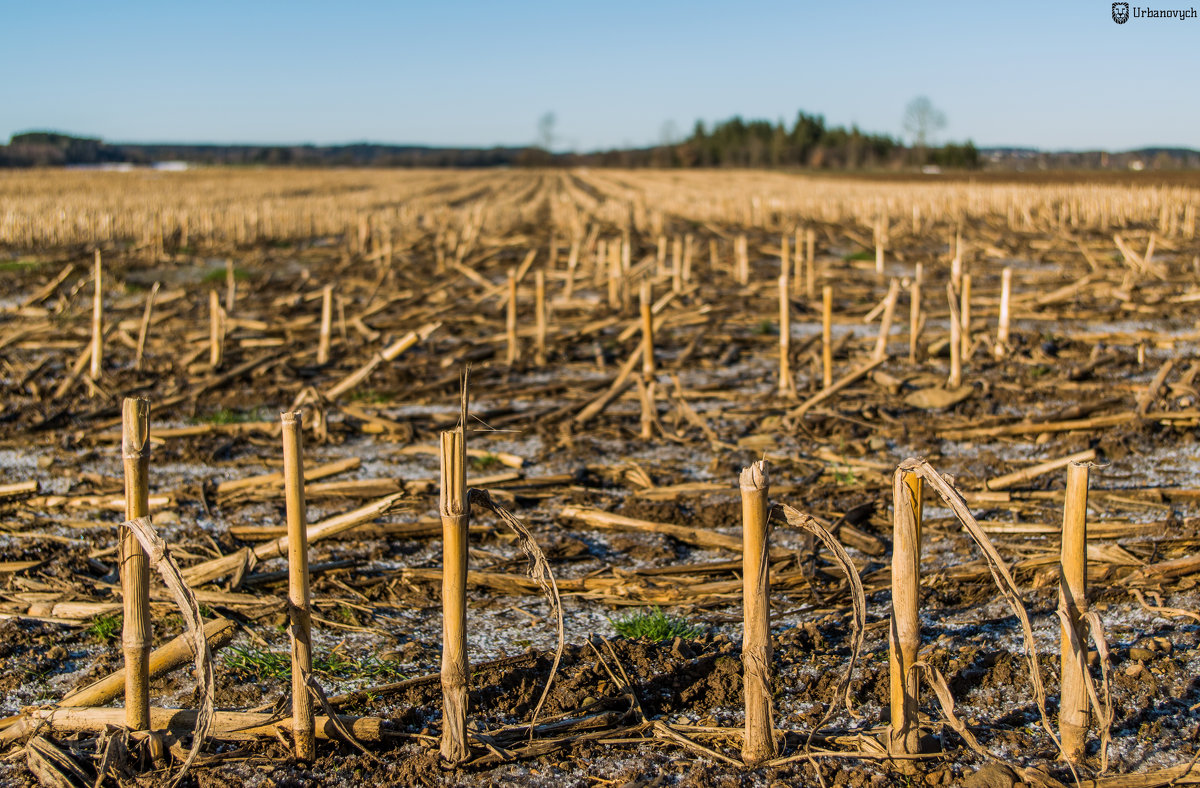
[0,168,1199,785]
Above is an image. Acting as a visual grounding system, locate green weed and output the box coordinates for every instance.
[469,452,504,472]
[202,266,250,284]
[224,646,290,679]
[611,607,703,642]
[86,613,122,644]
[832,466,858,485]
[0,259,44,272]
[332,605,358,625]
[753,319,775,336]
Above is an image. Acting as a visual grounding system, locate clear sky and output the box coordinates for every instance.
[2,0,1196,152]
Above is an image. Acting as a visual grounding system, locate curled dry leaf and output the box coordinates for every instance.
[467,488,564,727]
[778,505,866,724]
[915,663,989,760]
[897,459,1068,770]
[123,516,213,788]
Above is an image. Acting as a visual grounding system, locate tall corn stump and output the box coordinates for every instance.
[121,397,151,730]
[740,460,776,765]
[1059,461,1091,761]
[281,411,315,760]
[889,467,923,758]
[439,428,470,762]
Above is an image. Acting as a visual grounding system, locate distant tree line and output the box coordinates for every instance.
[3,127,1197,171]
[541,112,979,170]
[0,121,978,170]
[0,132,528,168]
[0,132,127,167]
[679,113,902,168]
[664,112,982,169]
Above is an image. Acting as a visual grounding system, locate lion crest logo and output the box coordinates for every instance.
[1113,2,1129,23]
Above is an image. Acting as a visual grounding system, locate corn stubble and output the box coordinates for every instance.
[0,168,1194,782]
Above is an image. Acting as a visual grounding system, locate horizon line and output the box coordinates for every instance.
[7,129,1198,157]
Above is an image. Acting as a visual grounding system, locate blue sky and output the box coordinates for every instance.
[2,1,1195,151]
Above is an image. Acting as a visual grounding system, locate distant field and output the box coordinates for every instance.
[3,167,1199,252]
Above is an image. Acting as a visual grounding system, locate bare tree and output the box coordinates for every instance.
[537,112,557,151]
[659,120,679,147]
[902,96,946,150]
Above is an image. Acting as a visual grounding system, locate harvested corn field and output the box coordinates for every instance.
[1,168,1200,786]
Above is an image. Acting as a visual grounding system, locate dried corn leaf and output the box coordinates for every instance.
[899,458,1065,766]
[124,516,213,787]
[468,488,564,726]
